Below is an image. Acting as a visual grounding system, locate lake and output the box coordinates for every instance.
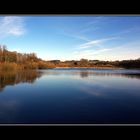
[0,68,140,124]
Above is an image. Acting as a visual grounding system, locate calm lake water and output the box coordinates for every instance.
[0,68,140,124]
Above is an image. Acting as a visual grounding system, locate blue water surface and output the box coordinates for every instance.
[0,68,140,124]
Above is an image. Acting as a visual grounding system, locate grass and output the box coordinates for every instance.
[0,62,122,72]
[0,62,20,71]
[0,61,55,71]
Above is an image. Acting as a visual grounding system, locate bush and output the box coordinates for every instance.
[23,62,38,69]
[38,61,55,69]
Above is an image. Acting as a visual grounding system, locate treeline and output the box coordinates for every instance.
[0,45,55,71]
[0,45,140,70]
[47,58,140,68]
[113,59,140,68]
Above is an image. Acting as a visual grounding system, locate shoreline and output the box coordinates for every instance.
[54,67,124,69]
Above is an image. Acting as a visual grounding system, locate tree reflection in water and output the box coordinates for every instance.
[80,72,89,78]
[0,70,43,92]
[79,71,140,79]
[41,69,140,79]
[1,69,140,92]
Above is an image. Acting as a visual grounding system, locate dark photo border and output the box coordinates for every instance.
[0,1,140,131]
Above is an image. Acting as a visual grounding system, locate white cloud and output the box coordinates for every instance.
[72,40,140,61]
[86,16,105,26]
[79,37,118,49]
[79,40,102,49]
[0,16,26,38]
[61,17,102,41]
[71,36,120,60]
[72,48,113,60]
[79,27,99,34]
[67,33,90,41]
[62,30,90,41]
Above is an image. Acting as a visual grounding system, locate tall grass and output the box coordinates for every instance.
[0,61,55,72]
[38,61,55,69]
[0,62,20,71]
[23,62,38,69]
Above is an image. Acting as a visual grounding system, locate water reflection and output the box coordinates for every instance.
[0,69,140,92]
[40,69,140,79]
[0,69,140,123]
[80,72,89,78]
[0,70,43,92]
[79,72,140,79]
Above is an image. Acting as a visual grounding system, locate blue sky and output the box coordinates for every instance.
[0,15,140,61]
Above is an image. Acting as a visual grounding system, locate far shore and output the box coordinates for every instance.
[54,67,124,69]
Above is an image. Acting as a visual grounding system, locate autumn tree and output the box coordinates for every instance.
[79,59,89,67]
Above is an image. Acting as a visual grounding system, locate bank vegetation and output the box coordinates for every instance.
[0,45,139,71]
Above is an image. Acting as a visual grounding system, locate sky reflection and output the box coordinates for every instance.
[0,69,140,123]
